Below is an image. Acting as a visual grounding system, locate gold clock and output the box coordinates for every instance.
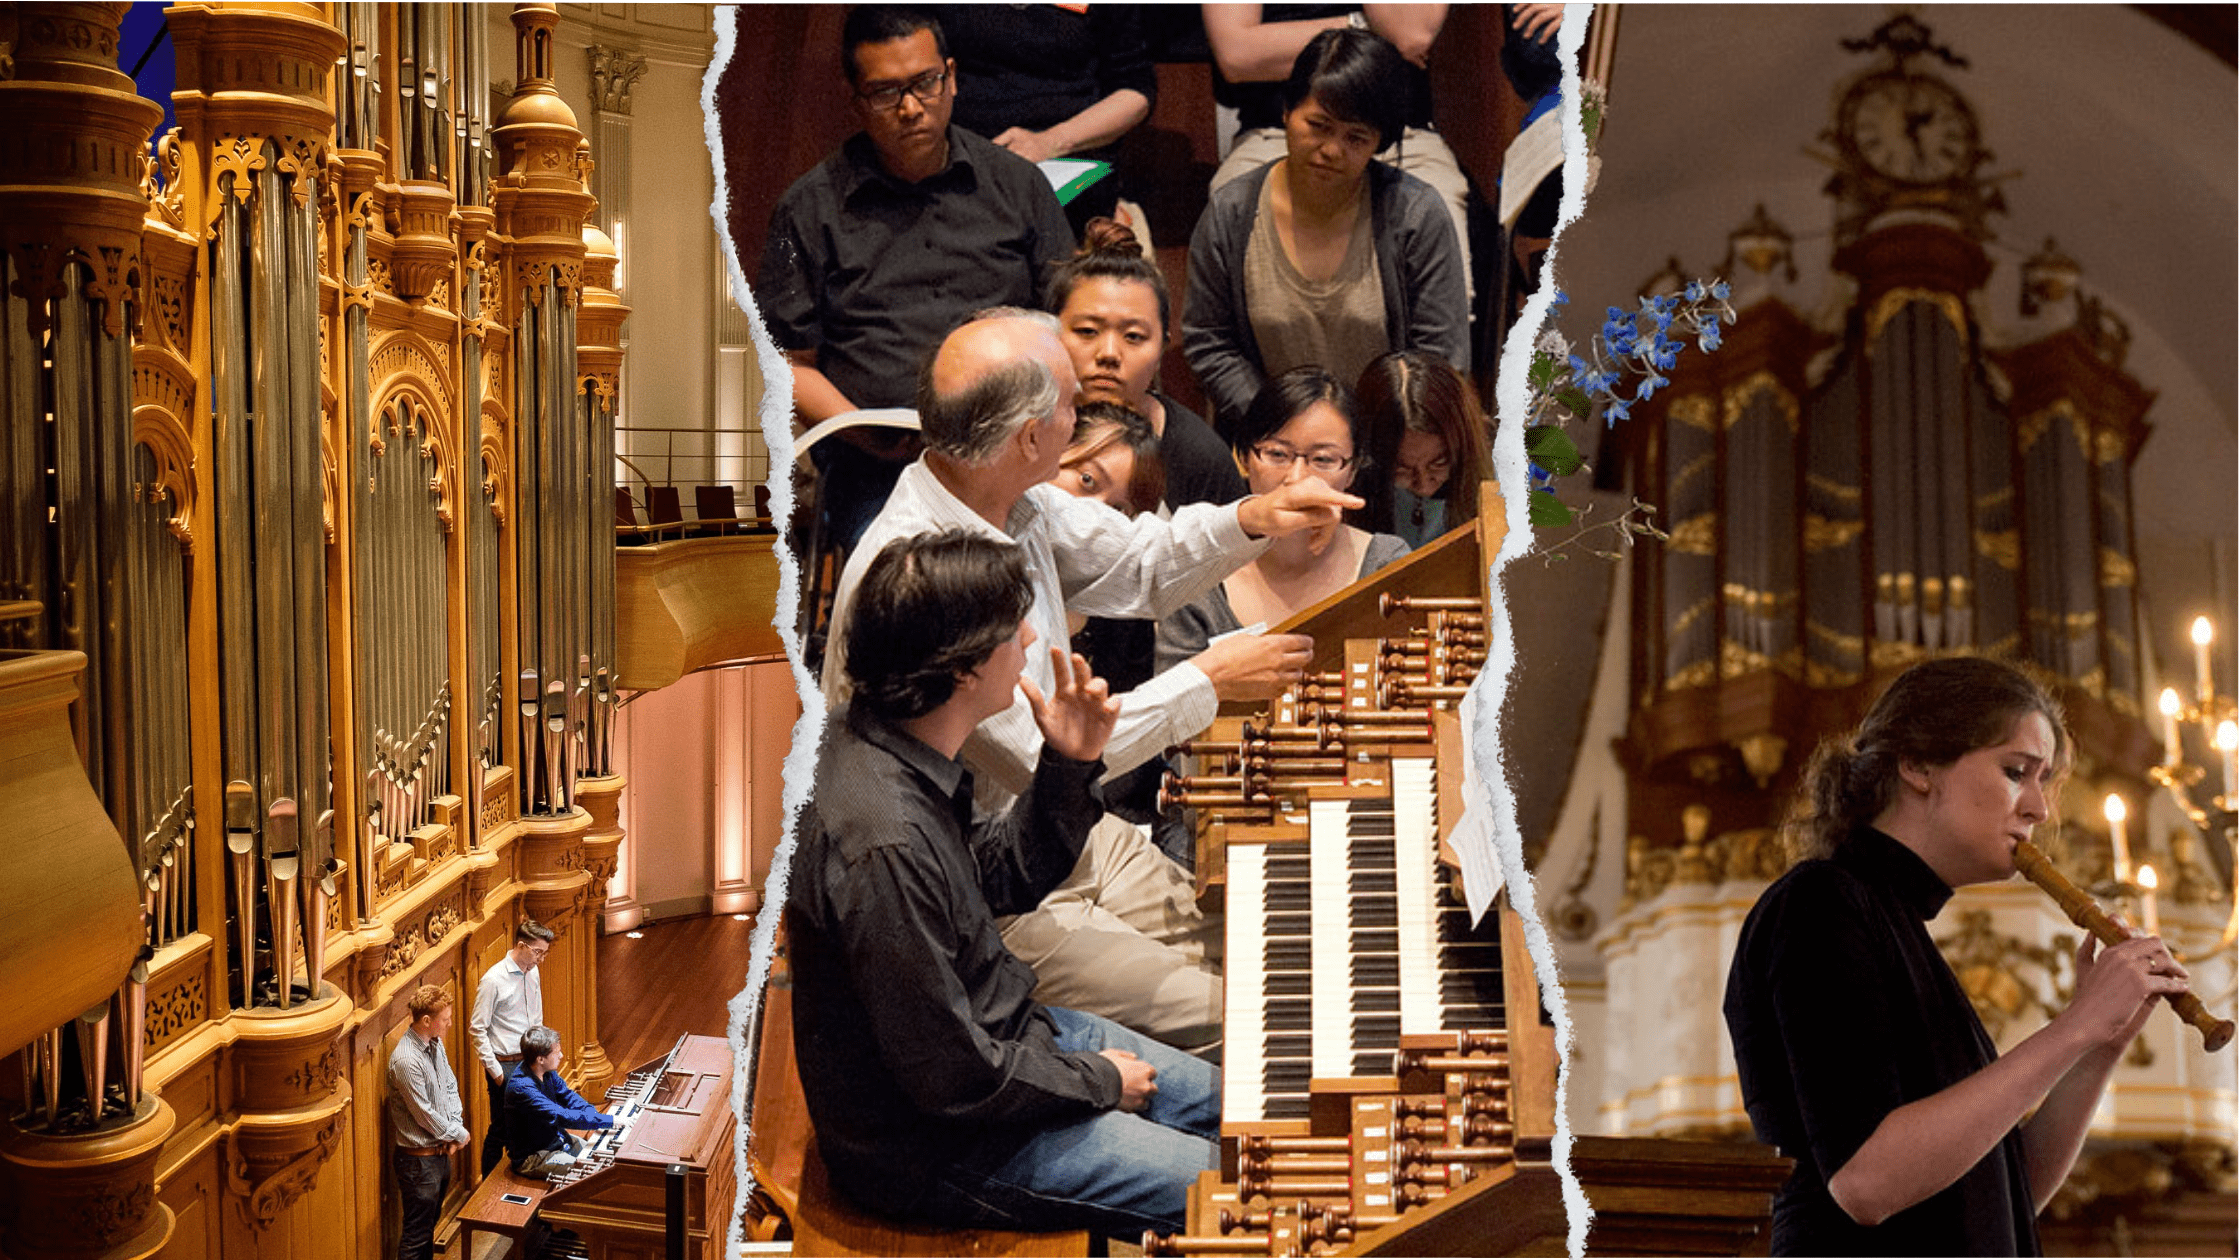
[1839,71,1981,185]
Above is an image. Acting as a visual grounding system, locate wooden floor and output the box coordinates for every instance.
[596,911,762,1078]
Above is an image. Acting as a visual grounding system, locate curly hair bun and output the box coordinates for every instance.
[1079,216,1145,258]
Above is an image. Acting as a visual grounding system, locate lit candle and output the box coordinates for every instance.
[2159,687,2184,764]
[2192,617,2216,705]
[2136,863,2161,938]
[2217,721,2239,802]
[2104,793,2131,884]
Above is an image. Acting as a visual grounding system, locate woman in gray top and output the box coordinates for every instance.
[1182,27,1468,431]
[1158,367,1409,674]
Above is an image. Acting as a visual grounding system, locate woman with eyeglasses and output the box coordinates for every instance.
[1181,27,1467,433]
[1155,366,1409,676]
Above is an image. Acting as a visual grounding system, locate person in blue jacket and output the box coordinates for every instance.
[501,1024,615,1179]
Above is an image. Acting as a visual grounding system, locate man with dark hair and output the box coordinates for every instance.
[791,528,1219,1237]
[469,918,554,1175]
[758,4,1073,547]
[387,985,468,1260]
[819,309,1357,1048]
[501,1023,615,1179]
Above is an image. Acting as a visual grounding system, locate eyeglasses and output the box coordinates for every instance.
[1252,443,1356,475]
[857,68,948,112]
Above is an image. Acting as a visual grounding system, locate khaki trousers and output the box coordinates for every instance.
[1000,814,1224,1053]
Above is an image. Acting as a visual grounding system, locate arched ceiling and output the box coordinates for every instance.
[1553,2,2237,666]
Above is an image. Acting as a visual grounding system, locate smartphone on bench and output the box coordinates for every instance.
[499,1193,535,1205]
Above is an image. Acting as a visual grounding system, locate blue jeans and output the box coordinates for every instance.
[919,1007,1219,1238]
[393,1149,449,1260]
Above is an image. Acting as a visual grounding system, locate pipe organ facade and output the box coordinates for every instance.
[0,4,629,1255]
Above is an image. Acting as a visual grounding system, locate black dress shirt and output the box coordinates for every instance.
[757,126,1075,409]
[1724,829,2040,1256]
[787,704,1122,1218]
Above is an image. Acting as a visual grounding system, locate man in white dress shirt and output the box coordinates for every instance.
[821,309,1354,1046]
[469,919,554,1176]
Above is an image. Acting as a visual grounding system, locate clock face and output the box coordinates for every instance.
[1844,73,1978,184]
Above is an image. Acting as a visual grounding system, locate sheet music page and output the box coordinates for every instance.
[1454,683,1504,924]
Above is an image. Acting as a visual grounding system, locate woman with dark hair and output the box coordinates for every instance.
[1049,401,1166,518]
[1046,218,1246,507]
[1182,27,1467,431]
[1156,367,1409,674]
[1724,656,2189,1255]
[1355,351,1494,548]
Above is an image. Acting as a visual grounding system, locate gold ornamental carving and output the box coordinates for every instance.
[282,1044,341,1095]
[143,966,207,1055]
[1669,394,1716,433]
[0,4,163,338]
[587,44,649,116]
[1800,512,1863,553]
[1665,512,1716,557]
[0,1095,178,1257]
[1863,286,1968,350]
[1721,371,1799,432]
[377,923,426,981]
[1805,472,1861,506]
[226,1111,346,1231]
[1935,909,2072,1043]
[1669,450,1715,498]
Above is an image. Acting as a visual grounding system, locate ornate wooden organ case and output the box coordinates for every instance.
[0,4,629,1256]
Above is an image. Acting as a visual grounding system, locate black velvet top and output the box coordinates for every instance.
[1724,829,2040,1256]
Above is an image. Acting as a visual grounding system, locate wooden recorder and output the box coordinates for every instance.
[2010,839,2234,1052]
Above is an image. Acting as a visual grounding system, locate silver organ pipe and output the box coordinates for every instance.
[212,155,333,1012]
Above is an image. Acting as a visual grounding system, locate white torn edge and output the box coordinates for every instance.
[1482,5,1599,1256]
[697,3,1607,1246]
[698,8,824,1248]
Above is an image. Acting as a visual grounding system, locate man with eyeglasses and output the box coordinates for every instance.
[469,918,555,1176]
[757,5,1074,551]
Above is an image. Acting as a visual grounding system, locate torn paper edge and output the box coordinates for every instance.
[699,8,824,1248]
[1483,5,1600,1256]
[704,2,1608,1247]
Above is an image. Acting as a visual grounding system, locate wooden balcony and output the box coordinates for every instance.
[613,531,786,692]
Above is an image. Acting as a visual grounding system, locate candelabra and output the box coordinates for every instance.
[2134,615,2239,955]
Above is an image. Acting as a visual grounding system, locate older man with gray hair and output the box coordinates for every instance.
[820,308,1356,1046]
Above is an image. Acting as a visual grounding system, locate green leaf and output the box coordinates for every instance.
[1529,489,1577,527]
[1527,351,1559,391]
[1554,387,1594,418]
[1525,424,1585,476]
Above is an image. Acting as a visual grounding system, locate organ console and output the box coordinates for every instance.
[1152,491,1789,1256]
[1148,498,1566,1256]
[535,1034,739,1260]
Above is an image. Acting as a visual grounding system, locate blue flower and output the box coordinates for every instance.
[1684,281,1704,302]
[1698,324,1723,353]
[1568,354,1589,378]
[1551,290,1570,307]
[1604,396,1631,425]
[1712,280,1731,301]
[1635,374,1666,402]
